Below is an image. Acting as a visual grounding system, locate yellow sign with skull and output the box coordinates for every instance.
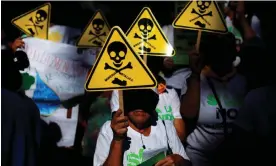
[173,0,227,33]
[85,26,157,91]
[11,3,51,40]
[126,7,175,57]
[77,10,111,48]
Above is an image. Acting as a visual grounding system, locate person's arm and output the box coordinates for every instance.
[180,73,201,119]
[94,110,128,166]
[170,89,186,142]
[93,122,124,166]
[180,49,203,136]
[236,1,256,40]
[103,139,124,166]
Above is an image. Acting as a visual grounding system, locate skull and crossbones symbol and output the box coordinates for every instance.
[88,18,107,46]
[25,10,47,35]
[104,41,133,85]
[133,18,157,52]
[189,1,213,28]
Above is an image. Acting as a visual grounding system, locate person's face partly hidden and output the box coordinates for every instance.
[128,109,151,126]
[210,62,233,78]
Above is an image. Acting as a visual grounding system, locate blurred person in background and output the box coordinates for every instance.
[2,38,40,166]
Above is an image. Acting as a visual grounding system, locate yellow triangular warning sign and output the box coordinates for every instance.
[126,7,175,56]
[77,10,111,48]
[85,26,157,91]
[11,3,51,40]
[173,1,227,34]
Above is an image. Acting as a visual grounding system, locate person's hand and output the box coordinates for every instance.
[163,57,174,69]
[11,37,25,52]
[188,47,204,75]
[111,109,129,141]
[155,154,184,166]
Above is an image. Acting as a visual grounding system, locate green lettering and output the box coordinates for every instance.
[164,105,172,113]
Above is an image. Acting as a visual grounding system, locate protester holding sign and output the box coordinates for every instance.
[110,56,186,142]
[94,89,191,166]
[180,33,246,166]
[179,1,259,162]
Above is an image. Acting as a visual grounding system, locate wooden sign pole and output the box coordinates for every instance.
[195,30,202,52]
[143,55,148,64]
[118,55,147,116]
[118,90,124,115]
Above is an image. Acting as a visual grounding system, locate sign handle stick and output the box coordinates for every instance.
[118,90,124,116]
[143,55,147,64]
[67,108,72,119]
[195,30,202,53]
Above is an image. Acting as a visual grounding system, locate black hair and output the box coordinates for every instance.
[1,49,23,91]
[200,33,237,76]
[123,89,159,115]
[14,50,30,71]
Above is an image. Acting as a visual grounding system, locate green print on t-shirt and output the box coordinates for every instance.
[156,105,174,121]
[206,94,241,107]
[127,148,144,166]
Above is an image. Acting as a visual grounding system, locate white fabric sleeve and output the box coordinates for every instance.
[165,121,190,160]
[233,91,255,132]
[110,90,119,113]
[93,121,113,166]
[180,70,192,96]
[162,25,174,47]
[251,15,261,38]
[169,89,182,119]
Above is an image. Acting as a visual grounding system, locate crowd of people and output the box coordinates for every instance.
[2,1,276,166]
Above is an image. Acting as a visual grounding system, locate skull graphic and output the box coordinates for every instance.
[197,1,211,13]
[92,19,104,35]
[35,10,47,24]
[138,18,154,38]
[107,41,127,68]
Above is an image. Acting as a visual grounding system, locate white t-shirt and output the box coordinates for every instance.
[94,120,189,166]
[110,88,182,120]
[251,15,261,38]
[181,73,247,151]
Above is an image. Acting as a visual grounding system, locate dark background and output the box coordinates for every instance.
[2,1,275,42]
[2,1,175,41]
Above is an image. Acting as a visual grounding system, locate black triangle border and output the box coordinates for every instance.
[11,3,51,40]
[76,10,111,48]
[85,26,157,91]
[126,7,175,56]
[173,1,228,34]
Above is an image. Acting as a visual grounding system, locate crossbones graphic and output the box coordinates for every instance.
[25,17,44,35]
[134,33,156,41]
[189,8,212,26]
[104,62,133,81]
[133,33,156,52]
[88,31,106,43]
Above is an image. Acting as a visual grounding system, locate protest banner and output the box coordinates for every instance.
[48,25,82,45]
[22,37,97,147]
